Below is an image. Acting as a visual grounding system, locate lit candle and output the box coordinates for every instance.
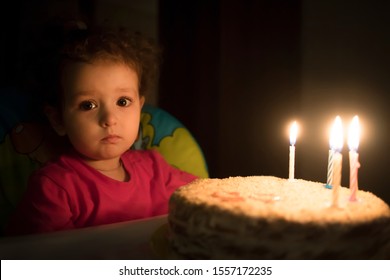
[348,115,361,201]
[289,121,298,181]
[330,116,343,207]
[326,144,334,189]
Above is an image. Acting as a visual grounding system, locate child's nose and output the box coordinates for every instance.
[99,107,117,127]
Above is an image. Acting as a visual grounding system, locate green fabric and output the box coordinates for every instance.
[0,136,39,233]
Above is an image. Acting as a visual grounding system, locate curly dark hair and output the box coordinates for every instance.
[33,21,161,107]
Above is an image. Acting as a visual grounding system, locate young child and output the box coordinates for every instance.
[6,24,198,235]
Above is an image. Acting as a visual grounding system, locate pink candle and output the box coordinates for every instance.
[332,152,342,207]
[330,116,343,208]
[348,116,361,201]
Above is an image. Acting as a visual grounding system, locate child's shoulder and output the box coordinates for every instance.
[31,150,86,179]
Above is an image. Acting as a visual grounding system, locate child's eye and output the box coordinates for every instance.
[117,97,132,107]
[79,101,97,111]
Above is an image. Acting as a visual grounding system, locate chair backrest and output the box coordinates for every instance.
[0,88,208,234]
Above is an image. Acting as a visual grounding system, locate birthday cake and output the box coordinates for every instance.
[168,176,390,259]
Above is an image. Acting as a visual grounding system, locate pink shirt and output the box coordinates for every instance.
[6,149,197,235]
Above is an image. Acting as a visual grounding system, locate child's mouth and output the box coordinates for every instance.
[101,135,121,144]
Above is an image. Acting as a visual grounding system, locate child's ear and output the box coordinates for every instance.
[140,96,145,108]
[44,105,66,136]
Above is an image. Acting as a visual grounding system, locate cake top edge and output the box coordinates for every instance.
[171,175,390,224]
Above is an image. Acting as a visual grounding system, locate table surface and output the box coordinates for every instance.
[0,215,168,260]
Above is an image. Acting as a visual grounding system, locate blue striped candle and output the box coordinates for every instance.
[326,149,334,189]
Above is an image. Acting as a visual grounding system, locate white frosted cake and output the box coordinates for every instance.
[168,176,390,259]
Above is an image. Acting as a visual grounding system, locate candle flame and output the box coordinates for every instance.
[330,116,343,152]
[290,121,298,146]
[348,115,360,151]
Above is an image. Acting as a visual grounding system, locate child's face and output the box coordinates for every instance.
[58,60,144,162]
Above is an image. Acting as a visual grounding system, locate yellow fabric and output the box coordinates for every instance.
[138,107,208,178]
